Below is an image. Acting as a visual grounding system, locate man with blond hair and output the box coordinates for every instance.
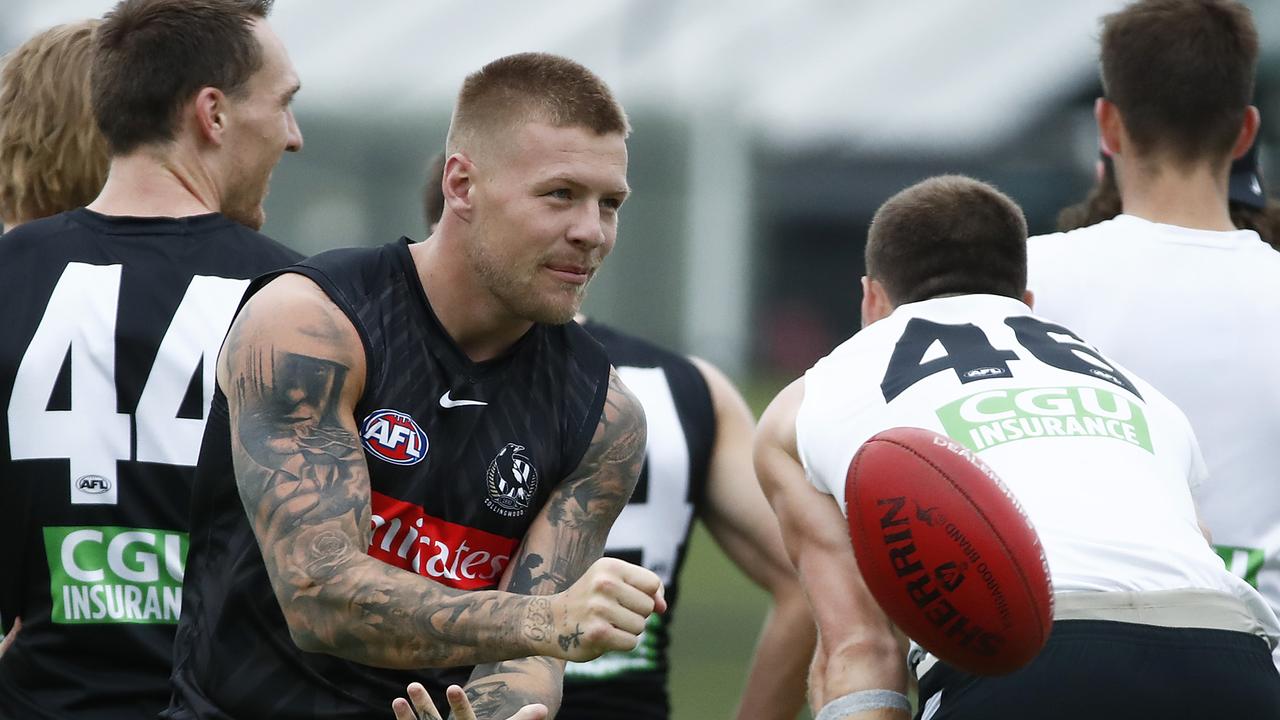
[0,16,107,664]
[167,52,664,720]
[0,19,107,230]
[0,1,303,717]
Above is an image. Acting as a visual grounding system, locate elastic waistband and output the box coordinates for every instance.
[914,589,1267,680]
[1052,589,1266,636]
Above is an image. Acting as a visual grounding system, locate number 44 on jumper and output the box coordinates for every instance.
[6,263,248,505]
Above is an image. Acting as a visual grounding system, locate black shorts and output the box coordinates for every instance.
[916,620,1280,720]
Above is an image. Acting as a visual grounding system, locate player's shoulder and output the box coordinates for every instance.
[1027,216,1129,258]
[215,221,303,267]
[825,313,907,359]
[801,321,900,412]
[286,239,413,298]
[547,319,616,395]
[0,210,87,255]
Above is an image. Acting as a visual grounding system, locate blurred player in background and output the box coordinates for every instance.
[756,175,1280,720]
[0,20,107,233]
[417,153,813,720]
[166,53,664,720]
[1056,143,1280,249]
[0,18,106,660]
[1028,0,1280,670]
[0,0,303,717]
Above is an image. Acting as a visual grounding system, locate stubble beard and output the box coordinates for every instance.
[222,164,272,231]
[466,238,586,325]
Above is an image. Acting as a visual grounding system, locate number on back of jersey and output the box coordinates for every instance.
[880,316,1139,403]
[7,262,248,504]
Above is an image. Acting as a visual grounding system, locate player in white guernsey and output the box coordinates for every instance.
[1028,0,1280,672]
[756,175,1280,720]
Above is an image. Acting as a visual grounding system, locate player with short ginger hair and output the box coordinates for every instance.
[756,175,1280,719]
[167,52,665,720]
[0,19,107,230]
[405,152,815,720]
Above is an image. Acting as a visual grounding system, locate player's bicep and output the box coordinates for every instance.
[501,368,646,596]
[220,274,370,612]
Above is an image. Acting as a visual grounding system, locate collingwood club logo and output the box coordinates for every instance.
[485,443,539,517]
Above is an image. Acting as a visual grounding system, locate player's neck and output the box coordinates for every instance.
[410,235,535,363]
[87,147,219,220]
[1117,157,1236,232]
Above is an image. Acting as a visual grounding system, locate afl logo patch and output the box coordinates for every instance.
[485,443,539,517]
[361,409,428,466]
[76,474,111,494]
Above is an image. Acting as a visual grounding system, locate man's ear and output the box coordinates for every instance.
[1095,97,1125,159]
[861,276,893,329]
[192,86,227,145]
[1023,289,1035,310]
[442,153,476,222]
[1231,105,1261,160]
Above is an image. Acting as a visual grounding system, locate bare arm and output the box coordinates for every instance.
[0,618,19,658]
[461,369,665,716]
[224,274,647,669]
[688,359,813,720]
[754,379,908,719]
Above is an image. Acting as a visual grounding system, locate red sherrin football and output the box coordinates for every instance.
[845,427,1053,676]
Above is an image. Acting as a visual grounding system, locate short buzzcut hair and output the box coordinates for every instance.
[866,175,1028,306]
[1101,0,1257,165]
[92,0,274,156]
[446,52,629,156]
[0,20,108,226]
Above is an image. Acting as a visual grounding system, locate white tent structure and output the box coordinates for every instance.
[3,0,1276,373]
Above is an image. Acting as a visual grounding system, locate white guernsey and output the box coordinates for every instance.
[796,294,1277,635]
[1029,216,1280,664]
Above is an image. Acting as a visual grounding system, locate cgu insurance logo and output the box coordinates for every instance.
[43,526,187,625]
[936,385,1153,454]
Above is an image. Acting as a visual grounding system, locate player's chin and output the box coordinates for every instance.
[528,287,587,325]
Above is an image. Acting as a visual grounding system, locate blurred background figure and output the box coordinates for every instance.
[0,16,104,662]
[1028,0,1280,672]
[1057,142,1280,248]
[0,19,106,231]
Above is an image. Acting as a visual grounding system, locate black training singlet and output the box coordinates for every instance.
[559,321,716,720]
[167,238,611,719]
[0,209,300,720]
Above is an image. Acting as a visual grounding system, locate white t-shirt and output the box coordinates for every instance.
[796,294,1278,643]
[1029,215,1280,635]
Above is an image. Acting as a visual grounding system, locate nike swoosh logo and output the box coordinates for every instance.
[440,390,488,409]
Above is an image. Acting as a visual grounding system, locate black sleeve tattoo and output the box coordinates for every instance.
[461,368,648,715]
[224,297,557,670]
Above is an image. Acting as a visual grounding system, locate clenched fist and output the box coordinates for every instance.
[527,557,666,662]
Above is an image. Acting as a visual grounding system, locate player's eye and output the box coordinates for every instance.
[546,188,572,200]
[600,197,622,211]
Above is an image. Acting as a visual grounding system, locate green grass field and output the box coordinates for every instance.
[667,525,813,720]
